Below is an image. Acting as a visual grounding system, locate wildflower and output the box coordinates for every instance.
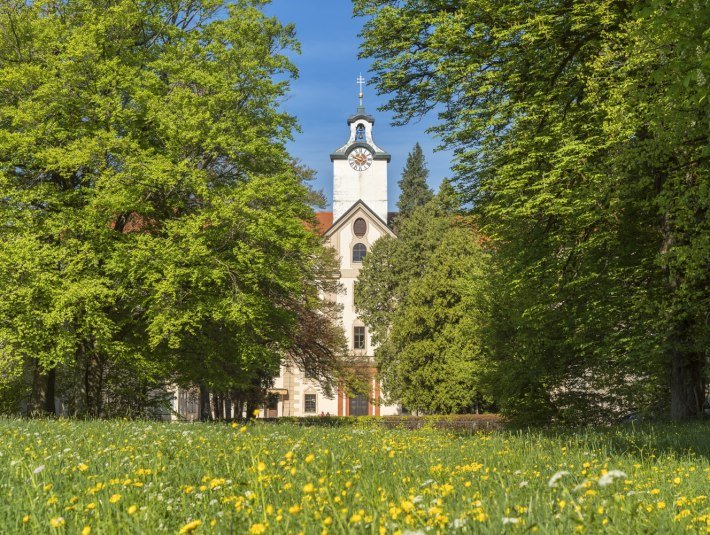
[657,501,666,509]
[257,462,266,472]
[288,505,301,514]
[240,426,247,433]
[350,513,362,523]
[50,517,65,528]
[502,517,520,524]
[285,451,293,460]
[548,471,570,488]
[305,454,315,463]
[78,463,89,472]
[23,515,30,523]
[249,523,267,534]
[81,527,91,535]
[673,477,681,485]
[598,470,627,487]
[86,503,96,510]
[33,465,45,475]
[128,505,138,515]
[179,520,202,533]
[109,494,121,504]
[303,483,315,493]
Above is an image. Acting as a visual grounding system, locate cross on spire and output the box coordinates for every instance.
[357,73,366,108]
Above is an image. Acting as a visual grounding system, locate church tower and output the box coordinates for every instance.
[330,75,391,222]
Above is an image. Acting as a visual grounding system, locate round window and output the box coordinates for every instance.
[353,218,367,237]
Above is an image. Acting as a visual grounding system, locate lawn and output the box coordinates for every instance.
[1,418,708,533]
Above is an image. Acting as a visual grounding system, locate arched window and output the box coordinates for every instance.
[355,124,366,141]
[352,243,367,263]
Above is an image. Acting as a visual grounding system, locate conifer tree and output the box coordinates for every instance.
[396,143,433,219]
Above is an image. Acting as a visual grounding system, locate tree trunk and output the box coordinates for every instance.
[199,382,211,421]
[224,397,232,420]
[669,322,705,419]
[44,368,56,415]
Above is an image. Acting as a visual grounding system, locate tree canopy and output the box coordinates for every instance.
[396,142,433,221]
[356,0,708,421]
[0,0,345,417]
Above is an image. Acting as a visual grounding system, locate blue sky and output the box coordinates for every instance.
[263,0,453,212]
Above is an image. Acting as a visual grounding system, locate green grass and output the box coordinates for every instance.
[1,419,708,533]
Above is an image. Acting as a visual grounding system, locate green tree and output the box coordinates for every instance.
[0,0,344,416]
[356,188,490,413]
[356,0,708,421]
[396,142,433,220]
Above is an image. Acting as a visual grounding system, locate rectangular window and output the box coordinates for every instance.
[353,326,366,350]
[304,394,317,413]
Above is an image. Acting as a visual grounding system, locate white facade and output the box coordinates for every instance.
[268,106,401,418]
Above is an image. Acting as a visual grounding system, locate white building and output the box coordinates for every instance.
[266,100,402,418]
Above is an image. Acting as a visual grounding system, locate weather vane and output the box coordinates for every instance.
[357,73,366,107]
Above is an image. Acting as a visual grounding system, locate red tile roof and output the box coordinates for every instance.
[314,211,333,235]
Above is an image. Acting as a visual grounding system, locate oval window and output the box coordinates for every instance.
[353,218,367,237]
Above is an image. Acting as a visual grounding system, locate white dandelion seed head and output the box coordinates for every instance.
[502,517,520,524]
[519,480,529,487]
[33,465,45,475]
[598,470,627,487]
[548,471,570,488]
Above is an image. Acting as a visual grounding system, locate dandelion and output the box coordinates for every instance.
[657,501,666,509]
[305,454,315,463]
[249,523,267,534]
[548,471,570,488]
[288,505,301,514]
[50,517,65,528]
[81,527,91,535]
[303,483,315,493]
[109,494,121,504]
[128,505,138,515]
[598,470,627,487]
[179,520,202,534]
[350,513,362,523]
[257,462,266,472]
[23,515,30,523]
[78,463,89,472]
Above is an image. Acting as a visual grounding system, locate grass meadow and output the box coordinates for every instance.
[0,418,708,533]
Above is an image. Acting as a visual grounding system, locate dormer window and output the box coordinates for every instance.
[355,124,366,141]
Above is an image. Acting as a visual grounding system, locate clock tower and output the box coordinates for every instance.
[330,76,390,223]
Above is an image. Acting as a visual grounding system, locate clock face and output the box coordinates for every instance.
[348,147,373,171]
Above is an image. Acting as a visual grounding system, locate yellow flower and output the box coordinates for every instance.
[23,515,30,523]
[249,523,267,534]
[288,505,301,514]
[231,422,238,428]
[285,451,294,460]
[323,517,332,526]
[257,462,266,472]
[78,463,89,472]
[240,426,248,433]
[673,477,681,485]
[350,513,362,523]
[179,519,203,534]
[253,409,260,417]
[305,454,315,463]
[50,517,65,528]
[81,527,91,535]
[657,501,666,509]
[86,503,96,510]
[266,505,274,515]
[650,489,661,495]
[303,483,315,493]
[128,505,138,515]
[109,494,121,504]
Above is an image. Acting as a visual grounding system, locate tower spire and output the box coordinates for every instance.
[357,73,366,112]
